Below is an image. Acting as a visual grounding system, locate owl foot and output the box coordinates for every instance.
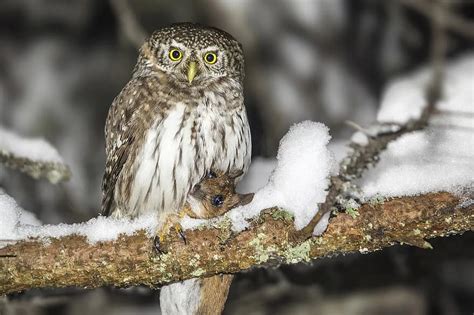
[153,216,187,254]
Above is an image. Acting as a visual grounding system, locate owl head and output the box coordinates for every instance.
[135,23,244,88]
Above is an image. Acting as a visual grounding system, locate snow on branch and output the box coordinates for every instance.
[0,127,71,184]
[0,191,472,295]
[295,53,473,239]
[360,55,474,198]
[292,80,437,239]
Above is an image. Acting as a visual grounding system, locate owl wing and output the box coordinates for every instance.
[101,130,136,216]
[101,77,153,216]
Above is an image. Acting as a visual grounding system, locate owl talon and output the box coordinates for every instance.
[153,218,187,255]
[153,236,167,254]
[178,229,187,245]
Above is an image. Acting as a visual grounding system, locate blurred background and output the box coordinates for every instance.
[0,0,473,314]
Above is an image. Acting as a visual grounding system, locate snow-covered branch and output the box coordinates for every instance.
[1,52,471,300]
[293,89,435,239]
[0,191,472,295]
[0,127,71,184]
[293,52,473,239]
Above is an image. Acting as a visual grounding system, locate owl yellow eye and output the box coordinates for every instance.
[169,49,182,61]
[204,52,218,64]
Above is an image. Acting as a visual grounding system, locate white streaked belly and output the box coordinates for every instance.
[128,102,251,218]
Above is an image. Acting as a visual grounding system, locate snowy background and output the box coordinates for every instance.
[1,1,473,314]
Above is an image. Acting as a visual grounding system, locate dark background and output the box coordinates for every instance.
[0,0,473,314]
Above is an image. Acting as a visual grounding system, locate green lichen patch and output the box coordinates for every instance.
[271,209,295,222]
[340,198,360,219]
[215,216,232,243]
[282,239,312,264]
[249,233,270,263]
[249,233,280,264]
[346,207,360,219]
[189,254,201,267]
[369,194,386,205]
[191,268,205,277]
[196,223,208,231]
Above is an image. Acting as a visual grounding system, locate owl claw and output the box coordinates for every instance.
[172,222,187,245]
[153,236,166,254]
[153,219,187,255]
[178,229,187,245]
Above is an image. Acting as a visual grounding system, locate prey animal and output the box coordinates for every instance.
[160,170,253,315]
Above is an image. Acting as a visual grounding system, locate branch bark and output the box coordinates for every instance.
[1,191,472,295]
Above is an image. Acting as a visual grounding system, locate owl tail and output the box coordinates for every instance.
[160,275,233,315]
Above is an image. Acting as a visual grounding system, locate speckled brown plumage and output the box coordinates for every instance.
[101,23,251,224]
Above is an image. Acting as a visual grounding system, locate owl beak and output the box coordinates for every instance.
[187,61,198,84]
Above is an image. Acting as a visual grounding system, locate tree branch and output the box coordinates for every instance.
[1,191,472,295]
[399,0,474,40]
[0,150,71,184]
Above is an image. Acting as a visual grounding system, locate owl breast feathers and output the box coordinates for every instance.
[101,23,251,220]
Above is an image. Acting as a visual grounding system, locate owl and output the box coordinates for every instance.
[101,23,251,231]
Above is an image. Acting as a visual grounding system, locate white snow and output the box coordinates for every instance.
[0,192,41,240]
[361,53,474,197]
[377,53,474,124]
[377,68,431,124]
[0,126,64,163]
[349,123,403,148]
[0,192,21,239]
[351,131,369,146]
[313,211,331,236]
[237,139,348,206]
[18,209,42,226]
[0,190,157,246]
[437,54,474,113]
[13,214,157,244]
[222,121,336,233]
[237,157,276,194]
[328,140,351,162]
[360,127,474,197]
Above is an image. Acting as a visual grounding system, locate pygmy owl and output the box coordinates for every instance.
[101,23,251,225]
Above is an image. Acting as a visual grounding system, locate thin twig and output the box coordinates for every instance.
[109,0,148,49]
[399,0,474,39]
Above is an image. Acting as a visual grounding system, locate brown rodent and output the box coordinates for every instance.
[183,170,254,219]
